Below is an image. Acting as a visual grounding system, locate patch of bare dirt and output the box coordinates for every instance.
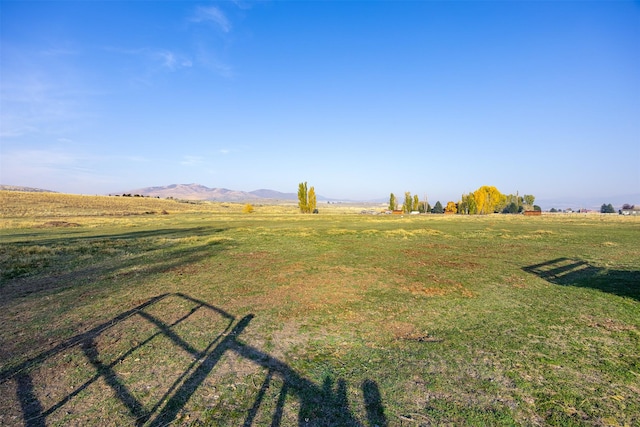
[229,251,282,275]
[265,321,310,362]
[405,281,475,298]
[504,274,529,289]
[232,251,273,261]
[167,263,202,276]
[402,249,482,271]
[407,243,454,250]
[581,315,637,332]
[248,265,386,316]
[388,321,443,343]
[38,221,80,228]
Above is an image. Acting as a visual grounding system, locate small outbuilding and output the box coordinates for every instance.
[620,206,640,216]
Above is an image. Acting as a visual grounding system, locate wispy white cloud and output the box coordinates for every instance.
[106,6,234,79]
[0,72,94,139]
[157,50,177,69]
[3,147,78,168]
[0,146,90,189]
[180,155,205,166]
[219,149,230,154]
[191,6,231,33]
[186,5,239,78]
[0,114,38,138]
[1,40,104,140]
[230,0,254,11]
[0,145,159,192]
[106,46,192,72]
[193,42,233,78]
[123,155,153,163]
[153,50,193,70]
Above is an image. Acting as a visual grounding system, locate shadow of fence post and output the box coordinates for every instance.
[523,258,639,301]
[2,294,387,426]
[16,373,45,427]
[363,379,387,427]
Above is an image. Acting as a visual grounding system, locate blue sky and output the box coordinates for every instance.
[1,1,639,206]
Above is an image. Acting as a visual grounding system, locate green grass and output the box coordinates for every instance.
[1,207,639,426]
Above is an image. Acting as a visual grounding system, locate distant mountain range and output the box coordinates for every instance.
[121,183,303,202]
[0,185,57,193]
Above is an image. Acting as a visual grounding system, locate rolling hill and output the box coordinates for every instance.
[0,185,57,193]
[122,184,300,202]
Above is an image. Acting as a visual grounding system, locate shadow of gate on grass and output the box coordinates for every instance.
[0,293,387,426]
[523,258,640,301]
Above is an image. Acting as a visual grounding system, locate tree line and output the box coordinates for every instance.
[298,182,539,215]
[389,186,539,215]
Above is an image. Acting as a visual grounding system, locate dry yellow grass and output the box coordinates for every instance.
[0,191,252,229]
[0,191,222,216]
[0,191,313,223]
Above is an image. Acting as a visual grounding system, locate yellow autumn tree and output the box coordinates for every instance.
[445,201,457,213]
[298,182,308,213]
[308,186,317,213]
[473,186,506,214]
[297,182,317,213]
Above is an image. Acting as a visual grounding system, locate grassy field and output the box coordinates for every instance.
[1,191,639,426]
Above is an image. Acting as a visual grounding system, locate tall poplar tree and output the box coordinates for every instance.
[389,193,397,211]
[467,193,477,214]
[403,192,412,213]
[458,194,469,214]
[298,182,317,213]
[412,194,420,212]
[308,186,317,213]
[298,182,308,213]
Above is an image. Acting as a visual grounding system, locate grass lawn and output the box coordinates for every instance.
[1,192,639,426]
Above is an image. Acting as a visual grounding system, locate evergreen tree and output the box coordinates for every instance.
[600,203,615,213]
[504,202,519,214]
[432,201,444,214]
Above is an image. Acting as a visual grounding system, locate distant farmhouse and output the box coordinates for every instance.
[620,205,640,216]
